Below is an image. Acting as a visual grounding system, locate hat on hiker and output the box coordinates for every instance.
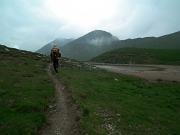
[53,45,57,48]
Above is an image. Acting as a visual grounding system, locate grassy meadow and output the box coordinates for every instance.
[58,58,180,135]
[90,48,180,65]
[0,45,180,135]
[0,45,53,135]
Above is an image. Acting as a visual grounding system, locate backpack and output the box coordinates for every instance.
[51,48,61,60]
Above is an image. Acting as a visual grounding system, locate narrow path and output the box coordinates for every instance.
[39,63,80,135]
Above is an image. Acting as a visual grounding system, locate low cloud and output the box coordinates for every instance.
[0,0,180,51]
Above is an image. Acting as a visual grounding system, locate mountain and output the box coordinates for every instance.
[111,31,180,49]
[36,30,180,61]
[60,30,180,61]
[36,38,74,55]
[60,30,119,61]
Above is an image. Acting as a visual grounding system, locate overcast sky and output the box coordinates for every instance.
[0,0,180,51]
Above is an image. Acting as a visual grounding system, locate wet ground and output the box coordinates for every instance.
[93,64,180,82]
[95,65,162,72]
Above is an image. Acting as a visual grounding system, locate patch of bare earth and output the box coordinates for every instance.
[109,65,180,82]
[91,63,180,82]
[38,64,81,135]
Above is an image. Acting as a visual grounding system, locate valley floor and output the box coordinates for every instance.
[91,63,180,82]
[39,63,180,134]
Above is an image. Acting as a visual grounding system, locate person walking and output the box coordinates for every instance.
[50,45,61,73]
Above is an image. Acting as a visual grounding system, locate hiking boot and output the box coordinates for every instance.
[55,69,58,73]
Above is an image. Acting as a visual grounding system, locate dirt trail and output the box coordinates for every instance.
[39,63,80,135]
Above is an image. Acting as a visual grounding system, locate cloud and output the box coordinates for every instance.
[100,0,180,39]
[0,0,180,51]
[0,0,65,51]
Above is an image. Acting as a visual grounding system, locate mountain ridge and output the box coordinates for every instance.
[36,38,74,55]
[36,30,180,61]
[59,30,119,61]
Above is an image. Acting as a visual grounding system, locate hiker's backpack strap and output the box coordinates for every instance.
[57,49,61,57]
[50,49,54,61]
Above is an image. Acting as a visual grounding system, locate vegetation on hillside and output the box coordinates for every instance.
[90,48,180,65]
[1,44,180,135]
[59,58,180,135]
[0,45,53,134]
[111,31,180,49]
[36,31,180,61]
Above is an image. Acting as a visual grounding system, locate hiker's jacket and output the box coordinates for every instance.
[50,46,61,61]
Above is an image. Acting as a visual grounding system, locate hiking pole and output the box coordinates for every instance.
[59,60,61,71]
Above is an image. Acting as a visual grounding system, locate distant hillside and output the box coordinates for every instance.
[111,31,180,49]
[36,38,74,55]
[36,30,180,61]
[60,30,119,61]
[60,30,180,61]
[90,47,180,65]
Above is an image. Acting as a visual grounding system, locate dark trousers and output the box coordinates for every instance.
[53,59,59,72]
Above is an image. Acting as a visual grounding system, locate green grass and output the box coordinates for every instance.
[90,48,180,65]
[58,58,180,135]
[1,44,180,135]
[0,45,53,135]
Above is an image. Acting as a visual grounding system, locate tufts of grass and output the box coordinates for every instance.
[58,57,180,135]
[1,44,180,135]
[0,45,54,134]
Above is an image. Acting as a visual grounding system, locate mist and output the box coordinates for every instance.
[0,0,180,51]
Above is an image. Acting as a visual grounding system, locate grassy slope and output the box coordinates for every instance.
[112,31,180,49]
[1,45,180,135]
[58,58,180,135]
[0,45,53,135]
[90,48,180,65]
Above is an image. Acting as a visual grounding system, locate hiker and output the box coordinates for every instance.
[50,45,61,73]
